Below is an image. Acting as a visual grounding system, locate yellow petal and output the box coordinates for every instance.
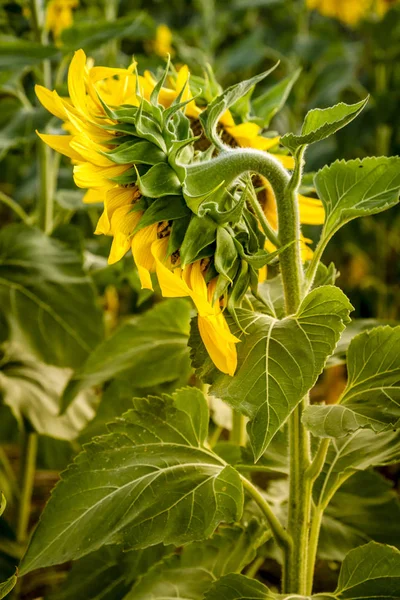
[132,224,159,290]
[108,232,131,265]
[73,163,129,189]
[247,135,281,151]
[35,85,67,120]
[227,122,261,139]
[151,237,191,297]
[68,49,89,118]
[298,195,325,225]
[218,109,236,128]
[187,262,218,317]
[198,313,238,376]
[273,153,295,169]
[83,188,105,203]
[70,133,113,167]
[36,132,83,161]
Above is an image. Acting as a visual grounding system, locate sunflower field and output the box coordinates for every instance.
[0,0,400,598]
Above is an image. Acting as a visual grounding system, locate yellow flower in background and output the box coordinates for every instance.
[307,0,399,24]
[375,0,399,16]
[307,0,370,26]
[153,24,174,57]
[45,0,78,43]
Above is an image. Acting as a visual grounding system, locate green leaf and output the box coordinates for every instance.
[47,545,166,600]
[134,195,190,233]
[136,163,182,198]
[61,299,191,411]
[203,574,274,600]
[180,215,217,266]
[193,286,352,460]
[106,140,166,166]
[303,325,400,438]
[0,225,103,368]
[252,68,301,127]
[281,99,368,153]
[0,573,17,599]
[0,38,59,70]
[314,428,400,508]
[326,318,387,368]
[20,388,243,574]
[199,65,278,149]
[126,524,263,600]
[320,471,400,561]
[0,343,96,440]
[315,157,400,241]
[60,13,152,51]
[335,542,400,599]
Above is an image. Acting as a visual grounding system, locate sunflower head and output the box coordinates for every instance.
[35,51,323,376]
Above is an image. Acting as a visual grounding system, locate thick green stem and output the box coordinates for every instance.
[188,147,316,592]
[16,433,37,544]
[275,146,311,594]
[241,476,292,554]
[231,410,247,446]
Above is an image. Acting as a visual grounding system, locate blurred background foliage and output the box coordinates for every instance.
[0,0,399,597]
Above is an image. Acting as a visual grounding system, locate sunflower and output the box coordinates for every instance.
[36,50,242,375]
[36,51,324,377]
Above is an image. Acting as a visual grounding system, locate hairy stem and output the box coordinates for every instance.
[241,476,292,553]
[305,505,323,594]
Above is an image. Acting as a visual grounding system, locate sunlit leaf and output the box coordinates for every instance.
[191,285,352,460]
[315,156,400,241]
[281,99,368,153]
[303,326,400,438]
[20,388,243,574]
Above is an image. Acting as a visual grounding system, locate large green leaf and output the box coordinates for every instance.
[252,68,301,127]
[20,388,243,574]
[47,545,166,600]
[314,428,400,508]
[0,225,103,369]
[303,326,400,438]
[320,470,400,561]
[315,157,400,241]
[0,344,96,440]
[281,99,368,153]
[335,542,400,599]
[125,524,263,600]
[191,285,352,460]
[199,66,278,149]
[62,299,191,411]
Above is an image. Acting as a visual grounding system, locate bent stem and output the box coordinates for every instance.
[241,475,292,554]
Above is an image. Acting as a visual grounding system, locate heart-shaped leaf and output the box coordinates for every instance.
[20,388,243,574]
